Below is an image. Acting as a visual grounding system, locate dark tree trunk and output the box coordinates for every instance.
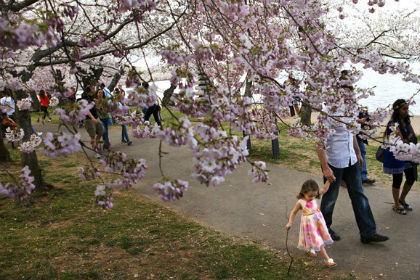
[29,90,40,111]
[14,90,48,190]
[108,72,121,92]
[243,73,253,152]
[299,99,312,126]
[162,84,177,106]
[272,131,280,159]
[0,132,11,162]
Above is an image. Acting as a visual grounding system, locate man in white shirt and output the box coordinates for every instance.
[317,118,389,244]
[0,91,15,119]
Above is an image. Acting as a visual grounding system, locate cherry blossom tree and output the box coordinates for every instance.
[1,0,420,208]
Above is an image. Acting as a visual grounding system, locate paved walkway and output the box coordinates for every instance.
[36,123,420,279]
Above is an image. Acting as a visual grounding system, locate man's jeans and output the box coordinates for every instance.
[357,138,368,180]
[320,163,377,238]
[100,117,110,147]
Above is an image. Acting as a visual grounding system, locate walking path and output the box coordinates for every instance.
[35,123,420,279]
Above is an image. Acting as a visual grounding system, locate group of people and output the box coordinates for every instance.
[80,84,132,158]
[286,97,416,268]
[80,82,162,158]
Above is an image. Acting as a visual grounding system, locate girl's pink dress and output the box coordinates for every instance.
[297,199,333,251]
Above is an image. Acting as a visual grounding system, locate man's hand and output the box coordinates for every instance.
[323,166,336,182]
[357,153,364,168]
[92,118,98,124]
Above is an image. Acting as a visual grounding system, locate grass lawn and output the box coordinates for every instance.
[0,151,354,280]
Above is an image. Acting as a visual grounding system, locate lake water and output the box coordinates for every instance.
[151,62,420,115]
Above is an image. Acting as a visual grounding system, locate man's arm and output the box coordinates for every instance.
[353,135,363,168]
[316,143,336,182]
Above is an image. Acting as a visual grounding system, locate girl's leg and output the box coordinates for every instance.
[400,183,412,203]
[319,246,330,262]
[392,173,403,208]
[42,107,47,120]
[121,124,129,141]
[47,107,51,120]
[399,166,415,209]
[319,247,336,267]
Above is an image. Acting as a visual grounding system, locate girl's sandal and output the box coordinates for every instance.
[325,258,336,268]
[399,200,413,211]
[306,249,317,258]
[392,206,407,215]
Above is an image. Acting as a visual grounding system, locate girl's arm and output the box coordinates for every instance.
[319,180,331,196]
[285,201,302,231]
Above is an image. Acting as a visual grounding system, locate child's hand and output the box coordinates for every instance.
[285,223,292,231]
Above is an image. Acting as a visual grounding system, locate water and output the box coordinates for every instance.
[356,62,420,115]
[151,62,420,115]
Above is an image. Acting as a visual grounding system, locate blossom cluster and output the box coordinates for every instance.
[0,166,35,201]
[0,18,58,50]
[39,132,81,158]
[19,134,42,153]
[191,123,249,186]
[98,151,148,189]
[94,185,113,210]
[5,128,24,142]
[49,96,60,107]
[78,166,101,180]
[53,99,93,124]
[248,161,269,183]
[16,97,32,111]
[152,179,189,201]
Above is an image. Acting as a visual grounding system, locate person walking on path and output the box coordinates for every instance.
[317,114,389,244]
[356,107,376,185]
[81,87,104,158]
[95,89,112,150]
[383,99,417,215]
[142,82,162,128]
[114,87,132,145]
[286,179,336,267]
[38,90,51,123]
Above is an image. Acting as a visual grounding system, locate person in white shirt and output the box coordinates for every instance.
[1,91,15,119]
[317,116,389,244]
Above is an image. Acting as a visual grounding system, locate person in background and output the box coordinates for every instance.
[81,87,104,158]
[38,90,51,123]
[1,112,17,130]
[356,106,376,185]
[95,89,112,151]
[383,99,416,215]
[1,112,17,149]
[142,82,162,128]
[1,90,15,120]
[114,87,132,145]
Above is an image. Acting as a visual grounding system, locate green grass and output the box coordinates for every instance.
[0,153,354,280]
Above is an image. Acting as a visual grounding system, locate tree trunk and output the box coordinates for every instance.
[14,90,48,191]
[108,72,121,92]
[243,73,253,152]
[299,99,312,126]
[0,132,11,162]
[29,90,40,111]
[162,84,177,106]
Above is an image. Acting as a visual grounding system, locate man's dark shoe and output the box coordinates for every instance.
[361,233,389,244]
[328,229,341,241]
[362,178,376,185]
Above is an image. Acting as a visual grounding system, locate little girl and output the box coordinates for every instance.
[286,179,336,267]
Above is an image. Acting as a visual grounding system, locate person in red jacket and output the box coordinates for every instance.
[38,90,51,123]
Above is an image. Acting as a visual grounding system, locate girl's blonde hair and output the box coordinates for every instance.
[297,179,320,199]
